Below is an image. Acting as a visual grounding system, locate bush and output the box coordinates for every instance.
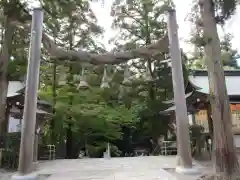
[1,132,21,169]
[86,142,121,158]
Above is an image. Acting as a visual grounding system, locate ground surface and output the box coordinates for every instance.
[0,156,212,180]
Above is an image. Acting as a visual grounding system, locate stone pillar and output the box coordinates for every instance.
[107,143,111,158]
[104,143,111,159]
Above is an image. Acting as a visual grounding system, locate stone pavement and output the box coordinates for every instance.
[5,156,210,180]
[34,156,179,180]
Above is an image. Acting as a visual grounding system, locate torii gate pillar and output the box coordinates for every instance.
[11,8,44,180]
[167,9,197,174]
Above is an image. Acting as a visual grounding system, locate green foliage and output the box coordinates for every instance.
[187,0,240,70]
[110,0,178,147]
[188,33,239,70]
[87,143,121,157]
[0,1,31,81]
[36,0,133,158]
[1,0,30,22]
[220,33,239,68]
[40,83,138,157]
[111,0,170,47]
[7,58,27,80]
[1,132,21,169]
[41,0,104,51]
[188,15,239,69]
[214,0,238,23]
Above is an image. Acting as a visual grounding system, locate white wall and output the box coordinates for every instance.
[8,116,21,133]
[188,114,193,125]
[234,135,240,148]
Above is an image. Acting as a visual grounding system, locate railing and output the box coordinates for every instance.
[160,141,177,155]
[152,141,177,156]
[152,138,212,158]
[47,145,56,160]
[39,144,56,160]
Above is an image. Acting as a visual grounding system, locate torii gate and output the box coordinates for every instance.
[11,8,196,180]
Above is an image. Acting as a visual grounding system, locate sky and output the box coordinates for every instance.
[90,0,240,54]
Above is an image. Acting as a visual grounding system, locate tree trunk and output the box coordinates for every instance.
[207,103,213,136]
[65,18,75,159]
[4,104,10,135]
[206,103,213,155]
[199,0,240,177]
[51,57,57,144]
[0,16,14,136]
[66,122,73,159]
[65,67,73,159]
[143,5,155,102]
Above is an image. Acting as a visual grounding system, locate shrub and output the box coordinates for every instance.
[1,132,21,169]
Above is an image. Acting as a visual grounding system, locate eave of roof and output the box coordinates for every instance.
[162,70,240,113]
[163,99,240,114]
[10,105,51,115]
[7,81,52,107]
[191,69,240,76]
[163,92,193,104]
[7,81,25,98]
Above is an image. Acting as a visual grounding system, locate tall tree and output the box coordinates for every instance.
[197,0,240,178]
[110,0,191,154]
[108,2,192,167]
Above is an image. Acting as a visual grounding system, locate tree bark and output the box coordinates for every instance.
[143,3,155,101]
[42,33,168,64]
[66,122,73,159]
[0,16,14,136]
[199,0,240,177]
[66,19,74,159]
[51,57,57,144]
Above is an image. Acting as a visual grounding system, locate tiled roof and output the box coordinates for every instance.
[162,70,240,113]
[7,81,25,98]
[10,105,50,115]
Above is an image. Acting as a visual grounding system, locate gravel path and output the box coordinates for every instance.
[0,156,213,180]
[0,173,51,180]
[164,160,213,180]
[0,173,13,180]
